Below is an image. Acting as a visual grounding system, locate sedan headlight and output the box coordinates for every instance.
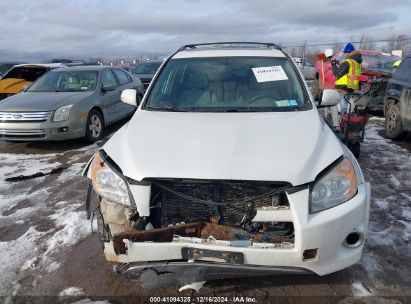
[53,105,72,122]
[310,157,357,213]
[90,151,131,206]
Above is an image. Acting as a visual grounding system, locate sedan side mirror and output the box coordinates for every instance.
[101,83,116,92]
[121,89,138,107]
[318,89,340,108]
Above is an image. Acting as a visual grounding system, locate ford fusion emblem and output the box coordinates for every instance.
[12,114,22,119]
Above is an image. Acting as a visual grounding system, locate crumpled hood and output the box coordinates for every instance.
[103,109,343,185]
[0,78,32,94]
[0,91,92,111]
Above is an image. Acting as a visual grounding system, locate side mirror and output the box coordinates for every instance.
[318,89,340,108]
[101,83,116,91]
[121,89,138,107]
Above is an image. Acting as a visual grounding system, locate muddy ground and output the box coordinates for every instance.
[0,117,410,304]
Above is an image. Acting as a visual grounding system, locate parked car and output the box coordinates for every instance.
[83,42,370,290]
[130,60,163,92]
[384,54,411,139]
[0,62,21,79]
[0,63,65,100]
[0,66,143,142]
[293,57,315,80]
[313,49,400,112]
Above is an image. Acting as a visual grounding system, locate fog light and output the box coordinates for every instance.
[303,248,318,261]
[344,231,364,248]
[59,127,68,132]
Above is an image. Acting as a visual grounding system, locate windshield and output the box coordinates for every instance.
[3,66,48,82]
[0,64,15,76]
[131,62,162,74]
[362,54,399,74]
[144,56,310,112]
[28,70,98,92]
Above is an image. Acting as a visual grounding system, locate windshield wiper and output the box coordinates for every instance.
[145,106,186,112]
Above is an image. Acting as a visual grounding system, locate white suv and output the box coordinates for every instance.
[83,42,370,290]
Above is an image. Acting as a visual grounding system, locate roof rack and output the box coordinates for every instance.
[177,42,282,52]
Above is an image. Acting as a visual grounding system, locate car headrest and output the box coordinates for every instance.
[224,81,237,91]
[188,73,208,89]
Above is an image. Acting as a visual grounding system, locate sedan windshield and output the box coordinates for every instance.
[144,56,310,112]
[131,62,162,74]
[28,71,98,92]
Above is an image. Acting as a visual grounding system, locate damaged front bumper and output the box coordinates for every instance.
[92,183,370,283]
[115,261,312,291]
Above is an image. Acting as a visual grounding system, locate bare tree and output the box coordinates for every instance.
[360,35,376,50]
[386,35,409,53]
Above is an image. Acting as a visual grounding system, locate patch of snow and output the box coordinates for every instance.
[374,199,389,211]
[0,227,45,295]
[46,203,91,257]
[59,287,85,296]
[389,175,401,188]
[48,261,61,272]
[21,256,41,271]
[402,209,411,220]
[351,281,372,296]
[400,193,411,202]
[397,220,411,243]
[368,116,385,122]
[360,251,383,280]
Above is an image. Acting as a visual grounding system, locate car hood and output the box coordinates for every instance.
[103,109,343,186]
[0,91,92,111]
[0,78,32,94]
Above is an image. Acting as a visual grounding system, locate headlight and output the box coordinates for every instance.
[310,157,357,213]
[90,152,131,206]
[53,105,72,122]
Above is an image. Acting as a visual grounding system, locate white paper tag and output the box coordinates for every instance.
[252,66,288,83]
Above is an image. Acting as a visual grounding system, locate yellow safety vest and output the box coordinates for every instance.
[393,60,401,69]
[335,59,361,90]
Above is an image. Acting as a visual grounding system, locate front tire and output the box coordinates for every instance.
[385,103,405,140]
[85,109,104,142]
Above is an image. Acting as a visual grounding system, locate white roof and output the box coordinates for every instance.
[12,63,67,68]
[173,48,285,59]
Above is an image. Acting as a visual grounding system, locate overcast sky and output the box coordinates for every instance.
[1,0,410,61]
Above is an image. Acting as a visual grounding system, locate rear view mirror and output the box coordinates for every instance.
[318,89,340,108]
[121,89,138,107]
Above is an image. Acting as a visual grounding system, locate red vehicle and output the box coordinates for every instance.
[312,49,400,112]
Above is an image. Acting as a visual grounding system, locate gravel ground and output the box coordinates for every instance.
[0,117,410,304]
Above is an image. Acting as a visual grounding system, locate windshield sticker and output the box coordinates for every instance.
[276,100,291,107]
[289,99,298,106]
[252,66,288,83]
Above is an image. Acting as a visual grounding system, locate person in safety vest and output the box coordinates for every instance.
[331,42,362,113]
[393,59,401,70]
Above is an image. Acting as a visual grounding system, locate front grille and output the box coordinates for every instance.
[150,179,289,228]
[0,111,51,122]
[0,129,46,138]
